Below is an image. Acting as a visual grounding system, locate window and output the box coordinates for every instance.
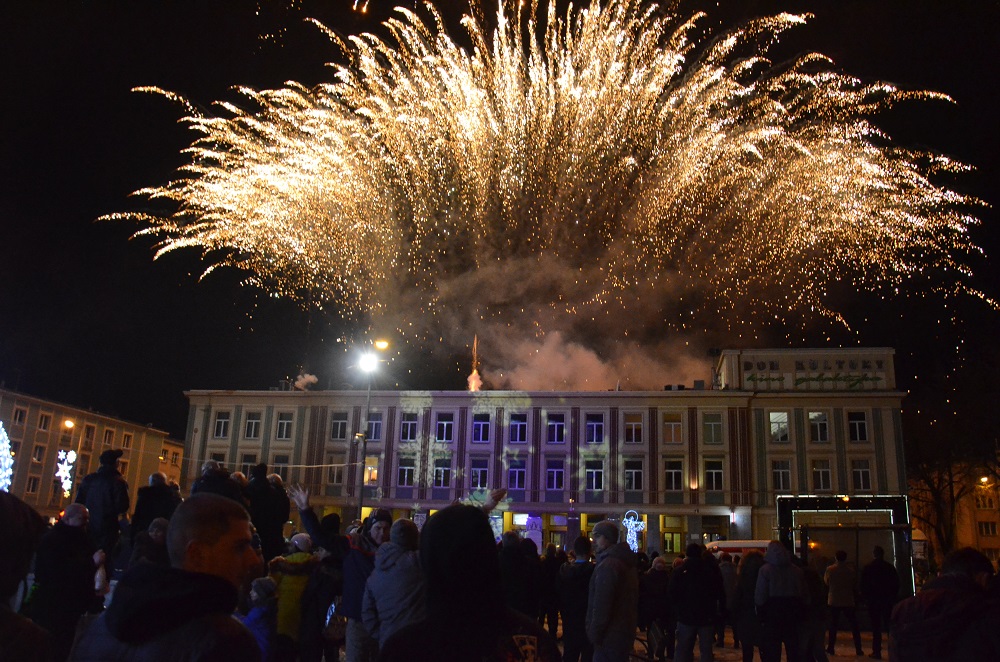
[363,456,379,485]
[330,413,349,440]
[240,453,258,476]
[547,413,566,444]
[276,413,294,440]
[366,412,383,441]
[103,429,115,446]
[704,459,724,491]
[171,452,179,467]
[12,408,26,425]
[118,461,129,477]
[848,412,868,443]
[546,459,565,490]
[32,445,45,463]
[160,448,169,462]
[851,459,872,491]
[83,425,95,450]
[328,454,345,484]
[400,413,419,443]
[433,459,452,487]
[772,460,792,492]
[213,412,230,439]
[976,493,997,509]
[470,459,489,489]
[585,413,604,444]
[38,414,51,431]
[624,413,643,444]
[664,460,683,491]
[435,413,454,443]
[624,460,644,490]
[585,460,604,491]
[11,441,21,458]
[809,411,829,443]
[703,413,723,444]
[26,476,39,494]
[122,433,133,449]
[978,521,998,537]
[398,458,416,487]
[209,452,226,464]
[812,459,832,491]
[769,412,789,443]
[508,459,526,489]
[273,454,290,482]
[472,413,490,443]
[245,412,261,439]
[509,414,528,444]
[985,548,1000,565]
[662,412,683,444]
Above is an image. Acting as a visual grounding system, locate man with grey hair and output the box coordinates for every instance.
[586,520,639,662]
[72,493,262,661]
[130,471,181,544]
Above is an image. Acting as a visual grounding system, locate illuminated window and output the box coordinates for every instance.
[624,413,643,444]
[509,414,528,444]
[38,414,51,432]
[812,459,832,491]
[435,413,454,443]
[122,433,133,449]
[547,413,566,444]
[848,412,868,443]
[366,412,383,441]
[363,456,378,485]
[664,460,683,491]
[978,521,998,537]
[546,459,564,490]
[330,413,349,440]
[585,413,604,443]
[398,458,416,487]
[12,408,26,426]
[662,412,683,444]
[400,413,418,443]
[851,459,872,491]
[624,460,643,490]
[213,413,230,439]
[470,459,489,489]
[472,413,490,443]
[245,412,261,439]
[809,412,829,443]
[585,460,604,491]
[704,459,724,491]
[276,413,294,440]
[433,459,452,487]
[508,459,526,489]
[772,459,791,492]
[769,412,789,443]
[703,413,723,444]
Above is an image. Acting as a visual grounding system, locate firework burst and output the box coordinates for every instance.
[107,0,986,382]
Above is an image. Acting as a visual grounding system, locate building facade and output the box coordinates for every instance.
[184,348,906,554]
[0,388,180,521]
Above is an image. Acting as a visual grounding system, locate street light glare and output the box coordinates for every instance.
[374,339,389,350]
[359,352,378,373]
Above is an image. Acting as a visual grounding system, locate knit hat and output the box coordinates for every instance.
[390,519,419,550]
[99,449,124,466]
[592,520,620,543]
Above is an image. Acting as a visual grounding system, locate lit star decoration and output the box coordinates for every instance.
[0,422,13,492]
[55,449,77,498]
[107,0,990,360]
[622,510,645,553]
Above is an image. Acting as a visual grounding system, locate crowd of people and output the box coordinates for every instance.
[3,454,1000,662]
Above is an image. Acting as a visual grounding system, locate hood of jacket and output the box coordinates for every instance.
[764,541,792,566]
[597,541,637,567]
[104,562,239,644]
[374,541,420,572]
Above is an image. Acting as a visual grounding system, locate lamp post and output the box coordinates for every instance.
[356,340,388,521]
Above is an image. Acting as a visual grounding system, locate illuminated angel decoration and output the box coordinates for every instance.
[622,510,646,553]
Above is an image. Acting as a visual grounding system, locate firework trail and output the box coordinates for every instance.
[108,0,986,388]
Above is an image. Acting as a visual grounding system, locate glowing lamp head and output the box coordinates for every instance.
[64,420,75,429]
[359,352,378,373]
[374,339,389,350]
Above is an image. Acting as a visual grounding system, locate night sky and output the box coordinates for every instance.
[2,0,998,445]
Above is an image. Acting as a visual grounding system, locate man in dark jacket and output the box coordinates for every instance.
[27,503,103,662]
[560,535,595,662]
[342,508,391,662]
[861,545,899,660]
[2,491,54,662]
[754,541,806,662]
[130,472,181,543]
[247,463,287,562]
[586,520,638,662]
[889,547,1000,662]
[74,448,129,563]
[361,519,426,649]
[190,460,247,505]
[71,492,262,661]
[500,530,541,618]
[670,544,725,662]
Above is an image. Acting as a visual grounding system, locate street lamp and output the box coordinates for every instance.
[356,341,388,520]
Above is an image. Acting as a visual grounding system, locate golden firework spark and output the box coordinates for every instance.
[106,0,987,344]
